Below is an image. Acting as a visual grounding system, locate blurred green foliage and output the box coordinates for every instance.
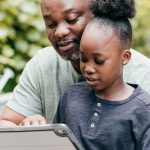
[0,0,150,92]
[131,0,150,57]
[0,0,49,92]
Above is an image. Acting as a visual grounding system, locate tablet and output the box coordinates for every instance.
[0,124,84,150]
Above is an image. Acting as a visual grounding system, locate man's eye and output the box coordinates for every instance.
[47,22,56,29]
[95,59,104,65]
[81,56,87,63]
[67,17,79,24]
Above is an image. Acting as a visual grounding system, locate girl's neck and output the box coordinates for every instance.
[96,81,134,101]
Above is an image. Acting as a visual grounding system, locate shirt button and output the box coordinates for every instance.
[94,112,99,117]
[90,123,95,128]
[97,103,101,107]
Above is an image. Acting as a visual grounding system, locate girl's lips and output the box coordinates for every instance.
[86,78,100,86]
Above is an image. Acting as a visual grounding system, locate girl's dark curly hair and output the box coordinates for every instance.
[90,0,136,19]
[88,0,136,48]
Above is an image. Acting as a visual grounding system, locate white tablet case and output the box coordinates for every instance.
[0,124,84,150]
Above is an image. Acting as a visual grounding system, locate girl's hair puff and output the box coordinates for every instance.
[88,0,136,48]
[90,0,136,19]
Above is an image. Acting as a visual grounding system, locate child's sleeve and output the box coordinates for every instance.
[140,125,150,149]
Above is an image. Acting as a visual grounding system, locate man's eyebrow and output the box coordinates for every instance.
[43,8,79,20]
[64,8,79,14]
[65,8,74,13]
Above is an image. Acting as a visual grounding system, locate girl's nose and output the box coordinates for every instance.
[84,65,95,74]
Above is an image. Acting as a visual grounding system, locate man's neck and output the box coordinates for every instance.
[71,60,81,74]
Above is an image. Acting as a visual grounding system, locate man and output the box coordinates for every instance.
[0,0,150,126]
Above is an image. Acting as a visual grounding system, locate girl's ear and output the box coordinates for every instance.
[122,49,131,65]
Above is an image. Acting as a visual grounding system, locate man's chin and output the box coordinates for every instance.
[55,44,80,61]
[57,49,80,61]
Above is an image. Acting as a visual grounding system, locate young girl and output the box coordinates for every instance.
[53,0,150,149]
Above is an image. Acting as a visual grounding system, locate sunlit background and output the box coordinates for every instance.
[0,0,150,93]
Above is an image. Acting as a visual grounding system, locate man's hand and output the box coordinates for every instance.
[19,115,47,126]
[0,120,17,127]
[0,106,25,127]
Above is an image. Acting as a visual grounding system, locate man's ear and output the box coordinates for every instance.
[122,49,131,65]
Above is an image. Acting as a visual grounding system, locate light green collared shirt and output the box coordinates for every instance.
[7,47,150,122]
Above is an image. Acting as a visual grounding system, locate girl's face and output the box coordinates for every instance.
[80,23,131,96]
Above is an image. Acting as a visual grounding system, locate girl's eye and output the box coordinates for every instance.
[95,59,105,65]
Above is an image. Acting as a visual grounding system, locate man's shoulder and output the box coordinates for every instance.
[22,46,75,86]
[130,49,150,66]
[131,85,150,111]
[27,46,70,69]
[136,87,150,108]
[32,46,63,63]
[124,49,150,93]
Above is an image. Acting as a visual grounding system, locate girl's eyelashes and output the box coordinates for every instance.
[80,57,105,65]
[80,52,105,65]
[94,59,105,65]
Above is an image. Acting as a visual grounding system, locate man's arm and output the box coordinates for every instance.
[0,107,47,126]
[0,50,46,127]
[0,106,25,126]
[124,49,150,94]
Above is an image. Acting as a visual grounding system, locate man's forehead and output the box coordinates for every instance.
[41,0,90,17]
[40,0,89,9]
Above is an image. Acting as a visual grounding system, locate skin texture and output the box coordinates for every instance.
[19,115,46,126]
[41,0,92,62]
[0,0,92,126]
[80,22,134,100]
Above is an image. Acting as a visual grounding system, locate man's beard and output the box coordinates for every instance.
[61,50,80,61]
[56,44,80,61]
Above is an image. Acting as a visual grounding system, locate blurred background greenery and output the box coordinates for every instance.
[132,0,150,56]
[0,0,150,93]
[0,0,49,93]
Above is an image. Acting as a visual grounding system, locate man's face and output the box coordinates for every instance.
[80,23,130,95]
[41,0,92,61]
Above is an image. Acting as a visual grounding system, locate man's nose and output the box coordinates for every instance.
[55,23,70,38]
